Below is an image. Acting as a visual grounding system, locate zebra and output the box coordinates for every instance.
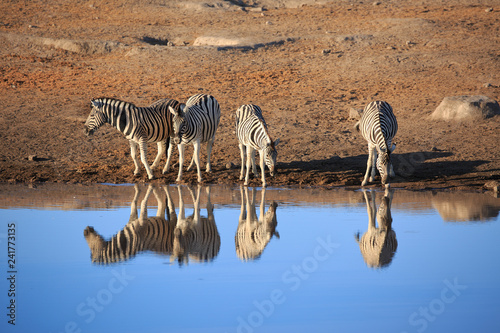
[355,101,398,187]
[172,185,221,265]
[84,97,182,179]
[355,188,397,269]
[235,104,280,187]
[235,186,279,261]
[83,184,178,264]
[169,94,221,183]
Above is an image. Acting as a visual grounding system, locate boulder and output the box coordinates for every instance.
[431,95,500,120]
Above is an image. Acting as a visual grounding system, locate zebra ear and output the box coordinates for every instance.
[91,99,102,109]
[169,106,180,117]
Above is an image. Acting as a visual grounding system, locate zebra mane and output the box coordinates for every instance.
[257,117,274,144]
[92,97,137,110]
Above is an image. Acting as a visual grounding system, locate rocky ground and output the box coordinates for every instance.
[0,0,499,192]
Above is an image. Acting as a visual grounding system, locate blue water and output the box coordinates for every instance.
[1,184,499,333]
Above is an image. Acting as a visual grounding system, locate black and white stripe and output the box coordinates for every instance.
[169,94,221,182]
[236,104,280,187]
[172,185,221,265]
[83,185,177,264]
[355,189,397,268]
[356,101,398,187]
[235,187,279,261]
[84,97,181,179]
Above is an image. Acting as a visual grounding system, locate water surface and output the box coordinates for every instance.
[1,183,499,333]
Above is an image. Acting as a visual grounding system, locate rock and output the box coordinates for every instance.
[226,162,235,170]
[485,8,493,12]
[484,181,499,193]
[348,107,362,120]
[431,95,500,120]
[28,155,38,161]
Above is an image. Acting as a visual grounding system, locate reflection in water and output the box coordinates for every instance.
[431,192,500,222]
[173,185,220,265]
[83,184,220,265]
[355,189,398,269]
[235,186,279,261]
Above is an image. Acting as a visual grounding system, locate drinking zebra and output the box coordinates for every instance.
[355,189,397,268]
[83,184,178,264]
[355,101,398,187]
[235,186,279,261]
[172,185,221,265]
[235,104,280,187]
[169,94,221,183]
[84,97,181,179]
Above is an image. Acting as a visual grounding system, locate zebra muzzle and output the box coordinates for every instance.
[84,127,94,136]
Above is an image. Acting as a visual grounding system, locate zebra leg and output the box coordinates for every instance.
[187,153,196,172]
[163,138,173,174]
[151,141,166,171]
[129,184,141,222]
[388,141,396,177]
[238,185,246,223]
[259,150,267,187]
[239,143,246,181]
[193,140,203,183]
[176,143,185,182]
[129,140,141,176]
[163,186,176,222]
[369,148,377,182]
[205,137,214,173]
[244,147,254,186]
[139,139,155,180]
[250,148,258,178]
[139,184,154,223]
[362,145,374,186]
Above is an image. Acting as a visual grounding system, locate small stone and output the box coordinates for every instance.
[431,147,439,152]
[28,155,38,161]
[226,162,235,170]
[322,49,331,54]
[483,83,492,88]
[484,180,500,191]
[373,1,381,5]
[485,8,493,12]
[265,21,273,25]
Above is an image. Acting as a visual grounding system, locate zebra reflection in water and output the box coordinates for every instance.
[83,184,220,265]
[355,189,398,268]
[235,186,279,261]
[173,185,220,265]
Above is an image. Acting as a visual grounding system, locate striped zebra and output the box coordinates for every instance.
[235,186,279,261]
[84,97,181,179]
[169,94,221,183]
[172,185,221,265]
[235,104,280,187]
[83,184,178,264]
[355,101,398,187]
[355,189,397,269]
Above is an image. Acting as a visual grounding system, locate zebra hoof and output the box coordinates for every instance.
[361,180,368,186]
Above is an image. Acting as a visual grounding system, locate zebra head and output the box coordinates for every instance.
[169,104,186,145]
[83,226,106,263]
[376,148,392,186]
[264,138,280,176]
[84,99,107,136]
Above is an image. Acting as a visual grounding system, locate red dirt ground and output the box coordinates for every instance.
[0,0,499,192]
